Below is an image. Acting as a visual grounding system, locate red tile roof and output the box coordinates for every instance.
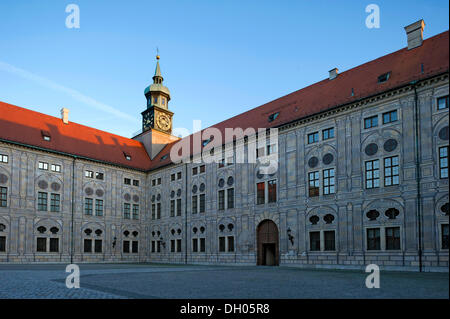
[0,102,151,170]
[150,30,449,170]
[0,30,448,171]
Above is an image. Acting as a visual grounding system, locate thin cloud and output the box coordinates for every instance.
[0,60,139,124]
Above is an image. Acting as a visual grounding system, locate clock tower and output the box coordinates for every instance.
[135,55,179,160]
[142,55,174,134]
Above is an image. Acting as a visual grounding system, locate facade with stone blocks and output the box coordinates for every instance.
[0,21,448,270]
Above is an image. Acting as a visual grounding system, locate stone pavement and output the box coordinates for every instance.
[0,263,448,299]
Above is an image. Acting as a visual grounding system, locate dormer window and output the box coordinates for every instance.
[123,152,131,161]
[41,130,51,141]
[377,72,390,83]
[160,154,168,161]
[268,112,279,122]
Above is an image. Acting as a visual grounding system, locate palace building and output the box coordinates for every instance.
[0,20,448,270]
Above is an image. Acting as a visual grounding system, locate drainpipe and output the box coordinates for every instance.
[411,81,423,272]
[70,156,76,264]
[184,162,188,264]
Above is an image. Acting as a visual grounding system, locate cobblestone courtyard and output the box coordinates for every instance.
[0,263,448,299]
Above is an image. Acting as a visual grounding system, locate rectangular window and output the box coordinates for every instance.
[227,236,235,252]
[132,204,139,220]
[219,237,226,252]
[132,241,138,253]
[268,180,277,203]
[51,164,61,172]
[0,187,6,207]
[365,160,380,189]
[192,238,198,252]
[38,192,48,211]
[84,198,93,215]
[124,178,131,185]
[308,171,319,197]
[37,238,47,252]
[171,174,175,181]
[171,240,175,253]
[123,241,130,253]
[157,177,162,185]
[151,204,156,220]
[322,127,334,140]
[218,190,225,210]
[133,180,139,187]
[383,110,398,124]
[384,156,399,186]
[323,168,335,195]
[177,172,182,180]
[324,231,335,251]
[50,193,60,212]
[84,170,93,178]
[192,167,198,175]
[308,132,319,144]
[386,227,401,250]
[0,236,5,252]
[152,179,156,186]
[437,95,449,110]
[84,239,92,253]
[267,144,277,155]
[176,198,182,216]
[49,238,59,252]
[199,194,205,213]
[170,200,175,217]
[256,147,265,158]
[0,154,8,163]
[95,172,104,180]
[442,224,449,250]
[95,199,103,216]
[227,188,234,209]
[157,203,161,219]
[192,195,198,214]
[200,238,206,252]
[364,115,378,129]
[157,241,161,253]
[123,203,131,219]
[439,146,449,179]
[256,182,265,205]
[309,232,320,251]
[151,241,155,253]
[95,240,102,253]
[177,239,182,252]
[39,162,49,170]
[367,228,381,250]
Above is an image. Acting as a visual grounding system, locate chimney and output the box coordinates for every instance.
[404,19,425,50]
[328,68,338,80]
[60,108,69,124]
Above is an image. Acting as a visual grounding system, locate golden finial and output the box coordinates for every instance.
[156,47,160,60]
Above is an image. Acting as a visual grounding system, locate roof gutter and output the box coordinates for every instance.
[0,138,148,172]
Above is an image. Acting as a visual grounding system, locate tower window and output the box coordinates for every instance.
[162,98,166,106]
[154,97,158,104]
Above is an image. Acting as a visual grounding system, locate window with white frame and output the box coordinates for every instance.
[384,156,399,186]
[51,164,61,172]
[0,154,8,163]
[39,162,49,170]
[365,160,380,189]
[439,146,448,179]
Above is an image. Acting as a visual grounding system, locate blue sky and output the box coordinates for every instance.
[0,0,448,138]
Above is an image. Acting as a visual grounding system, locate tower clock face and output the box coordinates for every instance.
[156,113,171,131]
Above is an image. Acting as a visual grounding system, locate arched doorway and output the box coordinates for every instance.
[257,220,279,266]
